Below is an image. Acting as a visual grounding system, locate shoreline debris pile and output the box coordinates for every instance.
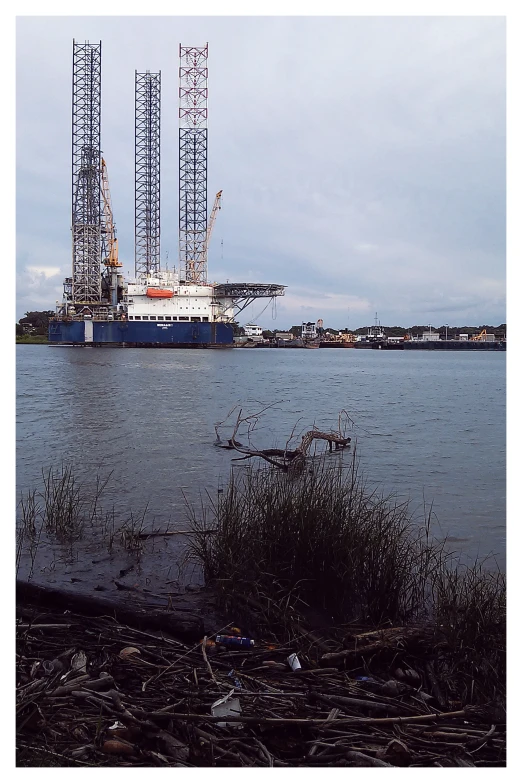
[16,603,505,767]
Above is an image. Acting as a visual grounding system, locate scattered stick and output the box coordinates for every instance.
[148,709,468,726]
[136,529,217,539]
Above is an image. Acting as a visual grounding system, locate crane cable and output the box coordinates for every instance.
[248,298,273,324]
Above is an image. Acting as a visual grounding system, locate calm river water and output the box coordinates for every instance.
[16,345,506,587]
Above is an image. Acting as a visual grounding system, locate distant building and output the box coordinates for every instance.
[275,331,293,341]
[301,321,317,339]
[244,323,263,337]
[421,330,440,341]
[459,334,469,341]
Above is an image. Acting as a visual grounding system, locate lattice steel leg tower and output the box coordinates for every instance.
[135,70,161,280]
[179,44,208,284]
[71,40,102,310]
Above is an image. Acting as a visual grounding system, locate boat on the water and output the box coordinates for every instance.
[354,314,385,348]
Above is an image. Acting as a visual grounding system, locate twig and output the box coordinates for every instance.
[309,708,340,756]
[147,708,467,726]
[137,529,216,539]
[201,636,220,685]
[16,743,98,766]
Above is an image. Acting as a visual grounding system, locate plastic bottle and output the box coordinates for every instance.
[215,634,255,648]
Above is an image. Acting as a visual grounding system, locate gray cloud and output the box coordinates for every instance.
[16,15,505,328]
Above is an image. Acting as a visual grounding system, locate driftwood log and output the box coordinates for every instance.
[229,420,350,472]
[16,580,205,641]
[320,627,443,664]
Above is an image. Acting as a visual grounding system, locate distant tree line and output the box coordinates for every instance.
[256,323,507,339]
[16,310,55,336]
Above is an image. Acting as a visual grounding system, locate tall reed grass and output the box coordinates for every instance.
[16,464,146,576]
[190,453,446,625]
[189,452,505,700]
[433,559,506,703]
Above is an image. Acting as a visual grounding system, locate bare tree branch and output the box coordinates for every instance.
[216,406,351,471]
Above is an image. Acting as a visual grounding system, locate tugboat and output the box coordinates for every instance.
[354,313,385,349]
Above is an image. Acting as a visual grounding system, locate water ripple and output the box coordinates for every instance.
[16,345,506,566]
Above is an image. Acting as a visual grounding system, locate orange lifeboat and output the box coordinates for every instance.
[146,288,173,298]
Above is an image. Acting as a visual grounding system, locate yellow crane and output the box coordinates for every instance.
[472,329,487,341]
[204,190,222,265]
[100,157,121,269]
[100,158,122,310]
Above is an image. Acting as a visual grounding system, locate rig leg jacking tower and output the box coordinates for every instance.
[178,45,208,285]
[135,70,161,281]
[71,40,103,315]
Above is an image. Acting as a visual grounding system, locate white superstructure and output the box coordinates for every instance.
[124,269,235,323]
[301,321,317,339]
[244,323,263,337]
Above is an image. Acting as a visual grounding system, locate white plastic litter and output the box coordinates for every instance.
[108,721,126,731]
[70,651,88,673]
[287,653,302,671]
[211,689,243,728]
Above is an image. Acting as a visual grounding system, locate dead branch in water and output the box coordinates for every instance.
[220,407,351,471]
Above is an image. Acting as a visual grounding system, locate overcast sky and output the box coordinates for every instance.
[15,14,506,329]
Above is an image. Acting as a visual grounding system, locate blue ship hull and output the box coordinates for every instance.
[48,319,234,347]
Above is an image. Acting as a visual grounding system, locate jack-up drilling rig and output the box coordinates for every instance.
[50,40,285,347]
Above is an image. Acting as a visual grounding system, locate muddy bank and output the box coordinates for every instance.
[17,579,228,643]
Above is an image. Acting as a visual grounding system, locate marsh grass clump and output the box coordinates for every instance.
[41,464,87,538]
[433,560,506,703]
[190,453,444,626]
[117,508,148,554]
[16,464,148,571]
[189,453,505,703]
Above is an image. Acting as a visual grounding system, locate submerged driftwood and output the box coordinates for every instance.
[229,428,350,471]
[214,406,351,471]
